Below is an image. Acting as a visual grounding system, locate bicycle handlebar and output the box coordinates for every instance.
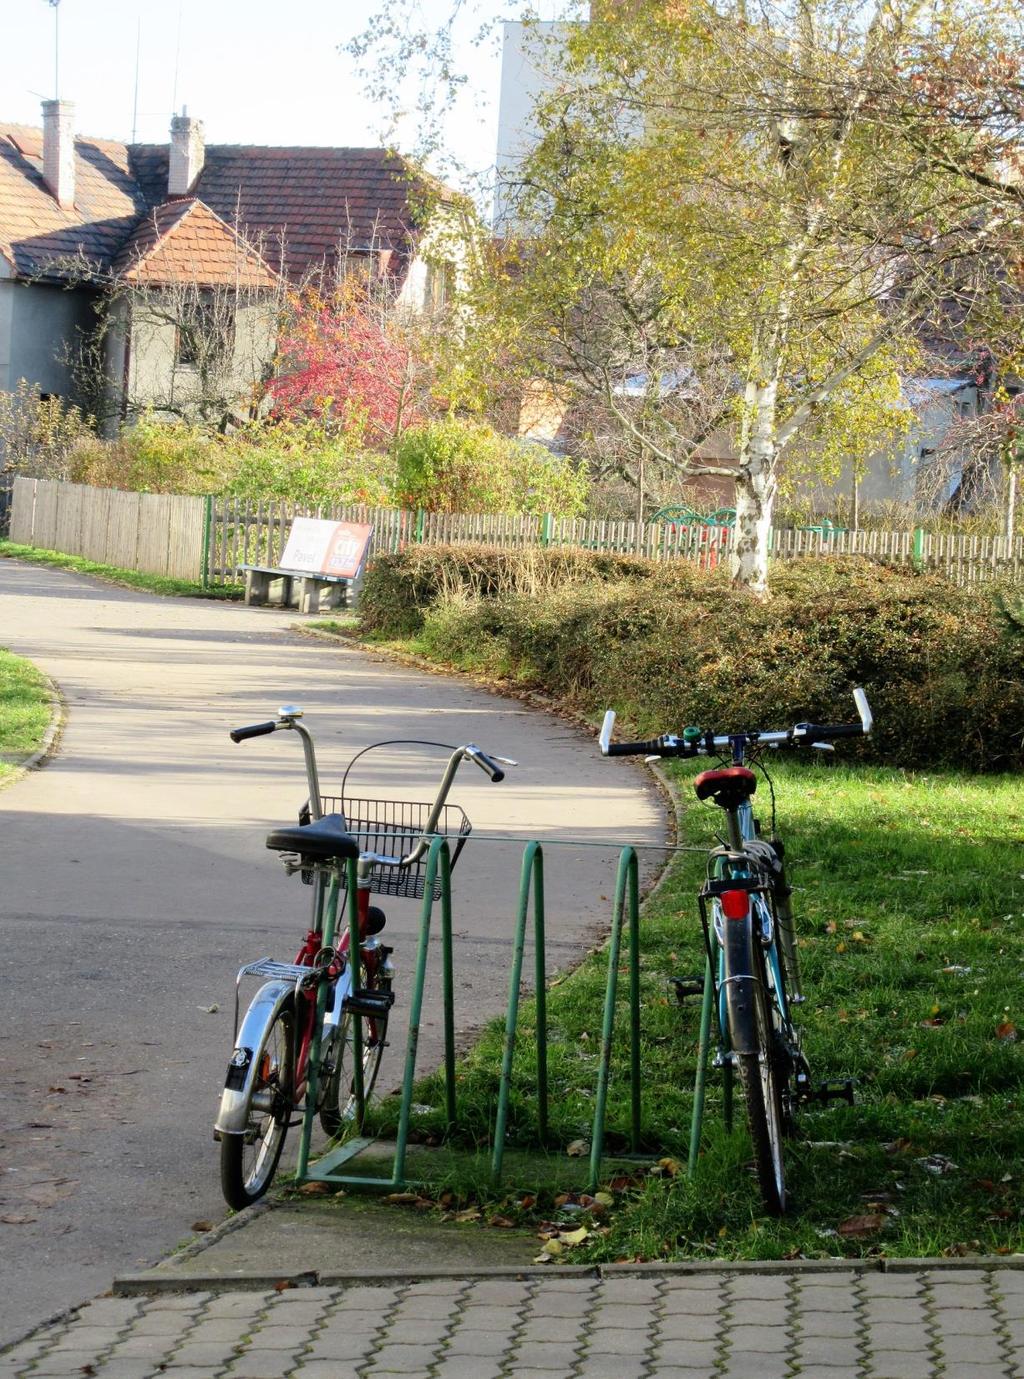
[599,688,873,759]
[229,720,279,743]
[465,745,507,783]
[229,708,516,865]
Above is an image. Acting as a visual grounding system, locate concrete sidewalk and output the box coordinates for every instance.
[4,1261,1023,1378]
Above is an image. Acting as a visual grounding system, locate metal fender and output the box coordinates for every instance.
[214,980,294,1137]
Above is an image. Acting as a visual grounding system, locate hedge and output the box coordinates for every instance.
[360,544,1024,771]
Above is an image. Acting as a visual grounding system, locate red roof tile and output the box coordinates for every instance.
[113,199,279,288]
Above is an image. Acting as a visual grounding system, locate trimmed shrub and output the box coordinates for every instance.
[360,544,1024,771]
[359,542,678,636]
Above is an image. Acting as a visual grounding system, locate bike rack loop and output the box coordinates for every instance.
[298,838,645,1196]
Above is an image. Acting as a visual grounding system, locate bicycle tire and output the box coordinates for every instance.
[319,961,389,1139]
[220,1000,294,1210]
[722,912,788,1215]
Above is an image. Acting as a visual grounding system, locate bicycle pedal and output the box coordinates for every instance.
[344,989,396,1018]
[812,1079,856,1106]
[670,976,705,1005]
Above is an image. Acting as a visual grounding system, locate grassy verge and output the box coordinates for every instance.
[0,541,243,600]
[0,649,53,783]
[351,759,1024,1262]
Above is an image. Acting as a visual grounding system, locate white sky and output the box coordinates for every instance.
[0,0,534,184]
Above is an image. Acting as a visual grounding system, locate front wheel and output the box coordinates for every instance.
[723,919,788,1215]
[220,1001,294,1210]
[319,962,389,1139]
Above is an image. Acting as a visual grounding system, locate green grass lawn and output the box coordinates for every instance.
[0,540,242,600]
[362,759,1024,1261]
[0,648,52,783]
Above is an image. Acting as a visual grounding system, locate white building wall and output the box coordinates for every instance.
[494,21,572,230]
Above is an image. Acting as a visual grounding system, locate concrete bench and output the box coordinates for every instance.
[241,518,373,614]
[240,565,356,614]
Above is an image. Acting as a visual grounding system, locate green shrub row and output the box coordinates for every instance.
[360,544,1024,771]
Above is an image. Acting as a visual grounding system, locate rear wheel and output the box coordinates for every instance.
[319,961,389,1139]
[220,1001,294,1210]
[723,917,788,1215]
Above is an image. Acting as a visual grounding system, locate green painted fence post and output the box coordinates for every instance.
[415,508,426,544]
[201,494,213,588]
[913,526,925,570]
[540,513,553,547]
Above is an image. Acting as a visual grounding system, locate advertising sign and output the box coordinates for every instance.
[280,518,373,578]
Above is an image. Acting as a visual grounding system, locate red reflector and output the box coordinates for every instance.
[720,889,749,920]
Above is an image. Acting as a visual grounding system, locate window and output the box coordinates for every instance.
[425,260,456,311]
[176,300,235,369]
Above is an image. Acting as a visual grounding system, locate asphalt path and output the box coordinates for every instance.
[0,558,666,1345]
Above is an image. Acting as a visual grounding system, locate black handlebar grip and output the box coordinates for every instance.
[607,739,666,756]
[801,722,865,740]
[229,721,278,743]
[472,750,505,783]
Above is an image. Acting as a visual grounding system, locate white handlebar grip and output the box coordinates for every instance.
[599,710,616,756]
[853,687,873,734]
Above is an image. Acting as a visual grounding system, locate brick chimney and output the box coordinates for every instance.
[169,110,205,196]
[41,99,75,209]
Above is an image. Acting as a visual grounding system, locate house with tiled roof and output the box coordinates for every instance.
[0,103,464,427]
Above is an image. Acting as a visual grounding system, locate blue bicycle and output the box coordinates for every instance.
[600,689,872,1213]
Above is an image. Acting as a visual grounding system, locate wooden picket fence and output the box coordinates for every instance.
[10,477,206,581]
[7,480,1024,590]
[208,495,1024,589]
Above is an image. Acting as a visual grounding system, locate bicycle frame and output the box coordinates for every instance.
[215,858,381,1139]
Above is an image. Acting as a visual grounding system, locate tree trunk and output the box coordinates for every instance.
[851,471,860,530]
[636,447,645,528]
[732,465,776,594]
[731,378,779,594]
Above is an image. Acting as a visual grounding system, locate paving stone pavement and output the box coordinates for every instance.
[5,1268,1024,1378]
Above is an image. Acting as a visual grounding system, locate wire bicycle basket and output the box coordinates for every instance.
[319,794,472,900]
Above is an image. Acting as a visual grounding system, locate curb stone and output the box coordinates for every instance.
[111,1253,1024,1298]
[0,668,64,783]
[150,1200,273,1269]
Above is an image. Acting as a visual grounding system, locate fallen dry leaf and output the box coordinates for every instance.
[566,1139,589,1158]
[996,1021,1018,1042]
[837,1213,886,1238]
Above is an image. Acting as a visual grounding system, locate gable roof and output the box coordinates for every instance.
[113,198,279,288]
[0,123,439,286]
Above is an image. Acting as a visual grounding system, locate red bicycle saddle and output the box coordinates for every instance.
[693,766,757,808]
